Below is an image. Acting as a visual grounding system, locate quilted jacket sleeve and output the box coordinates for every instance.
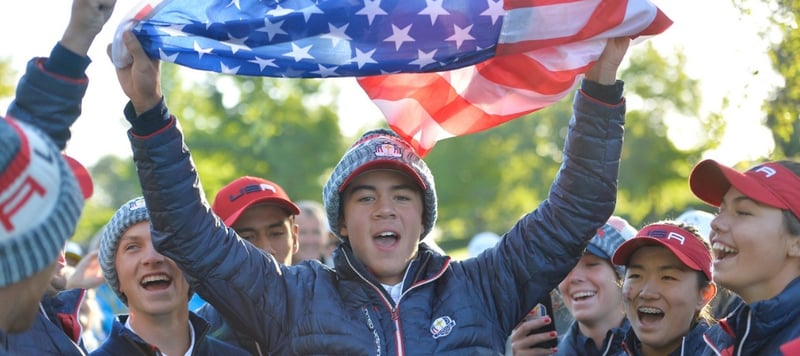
[458,86,625,335]
[129,118,290,347]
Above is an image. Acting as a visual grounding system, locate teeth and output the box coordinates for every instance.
[141,274,170,284]
[712,242,738,254]
[376,232,396,238]
[572,291,596,299]
[638,307,663,314]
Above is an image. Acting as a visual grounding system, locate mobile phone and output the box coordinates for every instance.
[527,295,558,349]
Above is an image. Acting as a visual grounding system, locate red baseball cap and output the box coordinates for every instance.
[612,223,712,281]
[62,154,93,200]
[689,159,800,220]
[212,176,299,226]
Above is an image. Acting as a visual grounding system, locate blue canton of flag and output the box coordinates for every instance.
[123,0,504,78]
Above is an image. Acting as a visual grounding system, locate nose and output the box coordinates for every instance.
[710,214,725,237]
[141,243,165,265]
[373,196,396,219]
[638,279,660,299]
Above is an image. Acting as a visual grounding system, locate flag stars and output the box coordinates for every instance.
[227,0,241,10]
[356,0,387,26]
[321,23,352,47]
[283,43,314,62]
[481,0,504,25]
[157,24,189,37]
[418,0,449,25]
[220,35,251,54]
[409,49,437,69]
[310,64,339,77]
[193,41,214,59]
[299,4,324,22]
[446,24,474,49]
[266,5,293,17]
[257,18,288,41]
[158,48,179,63]
[352,48,377,68]
[249,56,278,71]
[220,62,241,74]
[384,24,414,51]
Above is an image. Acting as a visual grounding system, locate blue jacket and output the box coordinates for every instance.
[557,317,629,356]
[623,319,711,356]
[90,312,249,356]
[4,288,87,355]
[5,43,90,150]
[702,277,800,356]
[195,303,265,355]
[127,87,624,355]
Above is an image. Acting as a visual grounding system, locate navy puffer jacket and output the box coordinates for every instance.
[702,277,800,356]
[127,88,624,355]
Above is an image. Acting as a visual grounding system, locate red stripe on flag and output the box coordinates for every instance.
[358,52,584,155]
[497,1,628,55]
[636,9,673,37]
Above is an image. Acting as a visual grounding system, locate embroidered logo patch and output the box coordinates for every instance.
[374,143,403,158]
[430,316,456,339]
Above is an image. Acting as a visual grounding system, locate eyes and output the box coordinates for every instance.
[352,190,416,203]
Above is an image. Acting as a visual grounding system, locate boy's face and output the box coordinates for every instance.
[115,221,191,317]
[233,204,298,265]
[340,169,424,285]
[5,261,58,333]
[294,212,325,264]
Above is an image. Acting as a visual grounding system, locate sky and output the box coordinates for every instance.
[0,0,782,167]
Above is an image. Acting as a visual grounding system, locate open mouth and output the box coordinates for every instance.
[637,306,664,324]
[140,273,172,291]
[571,291,596,302]
[374,231,399,248]
[712,242,738,260]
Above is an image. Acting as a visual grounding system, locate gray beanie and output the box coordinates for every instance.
[323,129,437,240]
[99,196,150,304]
[585,215,637,278]
[0,119,84,287]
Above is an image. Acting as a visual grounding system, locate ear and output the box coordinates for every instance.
[291,223,299,254]
[698,282,717,310]
[787,236,800,258]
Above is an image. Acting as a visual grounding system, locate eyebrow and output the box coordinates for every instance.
[627,263,687,273]
[347,183,418,195]
[235,220,287,232]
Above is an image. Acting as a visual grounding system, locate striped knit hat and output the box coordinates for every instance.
[0,118,84,287]
[323,129,437,240]
[98,196,150,304]
[586,216,637,278]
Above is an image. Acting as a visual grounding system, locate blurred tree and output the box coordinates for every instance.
[757,0,798,158]
[0,57,14,99]
[427,43,723,241]
[1,45,723,248]
[79,62,347,244]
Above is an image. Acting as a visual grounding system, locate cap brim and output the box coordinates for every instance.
[690,159,784,208]
[339,160,427,192]
[222,197,300,226]
[611,237,704,273]
[62,154,93,200]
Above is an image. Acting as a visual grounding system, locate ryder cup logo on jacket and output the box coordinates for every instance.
[430,316,456,339]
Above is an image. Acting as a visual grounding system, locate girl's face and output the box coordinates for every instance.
[622,246,713,355]
[558,253,624,325]
[711,187,800,303]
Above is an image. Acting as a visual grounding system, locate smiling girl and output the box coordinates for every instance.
[611,221,716,356]
[689,159,800,355]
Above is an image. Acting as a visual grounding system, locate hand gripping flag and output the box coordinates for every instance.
[112,0,671,156]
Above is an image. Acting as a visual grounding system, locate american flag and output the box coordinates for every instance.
[112,0,671,155]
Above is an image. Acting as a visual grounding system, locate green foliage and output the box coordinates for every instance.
[63,43,725,247]
[0,57,15,100]
[764,1,800,158]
